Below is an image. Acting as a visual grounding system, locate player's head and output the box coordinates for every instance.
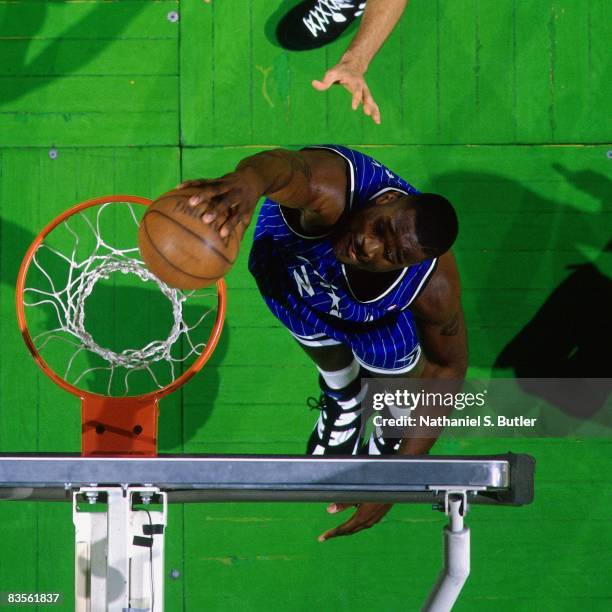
[332,191,458,272]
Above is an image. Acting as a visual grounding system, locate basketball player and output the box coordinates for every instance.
[180,145,467,539]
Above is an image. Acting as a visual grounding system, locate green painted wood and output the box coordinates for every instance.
[180,0,611,146]
[0,1,174,39]
[0,1,610,610]
[473,0,516,142]
[553,0,590,142]
[2,76,178,114]
[0,76,178,146]
[251,0,328,146]
[0,149,52,453]
[513,0,553,142]
[0,111,178,147]
[437,0,479,143]
[588,0,612,143]
[206,1,253,145]
[400,0,440,142]
[0,38,177,76]
[179,0,214,147]
[0,1,179,146]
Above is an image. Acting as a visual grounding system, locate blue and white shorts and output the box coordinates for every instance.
[262,294,423,374]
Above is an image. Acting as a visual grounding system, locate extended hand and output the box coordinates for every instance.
[177,170,261,238]
[318,502,393,541]
[312,62,381,125]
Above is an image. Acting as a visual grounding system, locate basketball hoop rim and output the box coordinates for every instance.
[15,194,227,402]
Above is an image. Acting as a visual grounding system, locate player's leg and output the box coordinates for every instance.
[292,335,366,456]
[297,341,354,372]
[360,354,426,455]
[247,232,366,454]
[345,312,426,455]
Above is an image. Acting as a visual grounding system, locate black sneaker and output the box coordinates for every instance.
[306,376,365,455]
[361,433,402,456]
[276,1,366,51]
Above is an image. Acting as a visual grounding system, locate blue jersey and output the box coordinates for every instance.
[248,145,437,373]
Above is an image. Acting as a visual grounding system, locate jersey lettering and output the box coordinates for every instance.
[328,290,342,318]
[293,265,315,297]
[304,261,343,319]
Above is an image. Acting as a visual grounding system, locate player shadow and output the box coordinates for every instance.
[0,3,148,105]
[496,243,611,380]
[428,165,611,432]
[0,216,227,450]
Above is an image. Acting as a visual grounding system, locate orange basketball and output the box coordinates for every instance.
[138,188,240,289]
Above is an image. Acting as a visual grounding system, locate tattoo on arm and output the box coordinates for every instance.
[440,315,460,336]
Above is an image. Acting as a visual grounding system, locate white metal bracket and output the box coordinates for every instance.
[422,489,472,611]
[72,486,167,612]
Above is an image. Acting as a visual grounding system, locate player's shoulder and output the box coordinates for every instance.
[302,144,381,173]
[299,144,358,177]
[302,145,418,204]
[410,252,461,324]
[327,146,418,198]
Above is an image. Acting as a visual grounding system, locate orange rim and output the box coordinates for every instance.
[15,195,227,402]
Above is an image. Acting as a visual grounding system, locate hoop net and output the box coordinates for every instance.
[17,197,225,399]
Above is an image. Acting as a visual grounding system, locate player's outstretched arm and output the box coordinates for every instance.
[178,148,346,237]
[397,251,468,455]
[318,252,467,541]
[312,0,409,124]
[411,251,467,379]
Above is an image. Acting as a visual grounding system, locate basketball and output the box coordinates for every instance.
[138,188,240,289]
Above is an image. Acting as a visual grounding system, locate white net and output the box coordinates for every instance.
[22,201,219,396]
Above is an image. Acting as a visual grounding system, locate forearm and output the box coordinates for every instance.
[399,313,468,456]
[397,360,466,456]
[417,305,468,380]
[420,355,467,380]
[341,0,408,72]
[236,149,313,209]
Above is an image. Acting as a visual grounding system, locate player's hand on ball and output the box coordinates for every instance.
[177,171,260,238]
[318,502,393,541]
[312,61,381,125]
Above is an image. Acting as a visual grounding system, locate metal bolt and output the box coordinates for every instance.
[167,11,179,23]
[85,491,98,505]
[170,569,181,580]
[48,148,58,160]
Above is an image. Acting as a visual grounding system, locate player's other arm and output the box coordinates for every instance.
[399,251,467,455]
[411,251,467,379]
[313,0,409,124]
[319,255,465,537]
[178,148,346,237]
